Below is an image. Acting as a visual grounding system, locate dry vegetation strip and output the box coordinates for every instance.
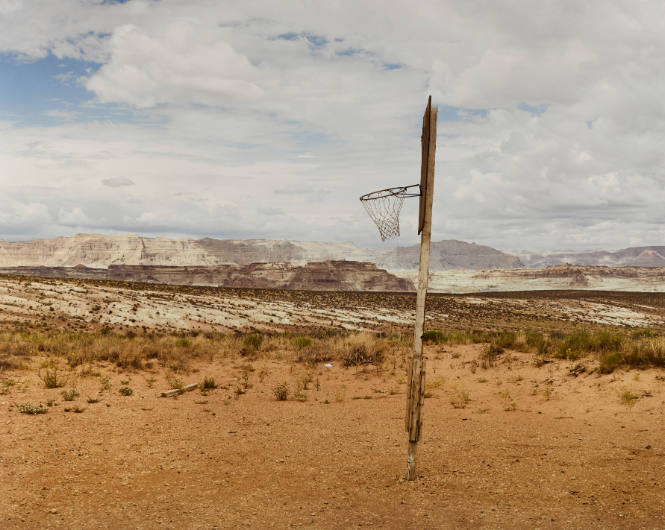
[0,326,408,385]
[2,323,665,388]
[422,327,665,372]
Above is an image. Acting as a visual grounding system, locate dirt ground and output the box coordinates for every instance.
[2,342,665,528]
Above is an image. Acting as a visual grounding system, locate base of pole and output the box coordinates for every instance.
[406,441,418,480]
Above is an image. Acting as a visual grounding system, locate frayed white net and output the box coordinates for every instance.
[360,186,419,241]
[361,193,405,241]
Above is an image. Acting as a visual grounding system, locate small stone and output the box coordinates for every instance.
[49,508,57,514]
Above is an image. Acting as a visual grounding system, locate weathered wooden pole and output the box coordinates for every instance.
[405,96,437,481]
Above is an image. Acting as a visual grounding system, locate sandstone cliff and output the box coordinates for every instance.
[108,261,414,291]
[0,234,521,271]
[0,265,107,280]
[0,261,414,292]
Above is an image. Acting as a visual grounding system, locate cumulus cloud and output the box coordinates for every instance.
[2,1,665,251]
[87,23,262,107]
[0,199,52,238]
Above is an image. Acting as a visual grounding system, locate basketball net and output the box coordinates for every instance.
[361,193,405,241]
[359,185,420,241]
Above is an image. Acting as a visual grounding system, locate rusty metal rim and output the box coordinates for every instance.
[359,184,421,201]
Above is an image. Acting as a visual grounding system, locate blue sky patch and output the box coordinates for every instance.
[273,32,328,49]
[0,52,151,126]
[438,105,489,122]
[336,47,361,57]
[518,103,549,116]
[0,53,99,125]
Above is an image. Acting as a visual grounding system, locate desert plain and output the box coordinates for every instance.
[1,274,665,528]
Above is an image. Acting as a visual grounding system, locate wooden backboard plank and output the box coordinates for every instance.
[418,96,433,234]
[407,97,437,480]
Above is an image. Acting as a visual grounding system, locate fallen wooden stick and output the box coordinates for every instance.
[160,383,198,398]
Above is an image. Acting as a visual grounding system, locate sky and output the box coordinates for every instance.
[2,0,665,251]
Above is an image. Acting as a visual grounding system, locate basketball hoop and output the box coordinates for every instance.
[359,184,420,241]
[359,96,438,481]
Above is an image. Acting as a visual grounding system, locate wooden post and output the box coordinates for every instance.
[406,97,437,481]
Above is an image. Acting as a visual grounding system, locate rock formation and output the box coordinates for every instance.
[0,261,414,292]
[108,261,414,291]
[514,246,665,268]
[0,234,521,271]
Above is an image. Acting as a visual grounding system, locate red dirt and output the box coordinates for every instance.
[2,344,664,528]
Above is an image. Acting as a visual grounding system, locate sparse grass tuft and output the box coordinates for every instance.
[99,375,111,392]
[18,403,47,415]
[168,376,184,390]
[480,344,503,369]
[243,333,263,351]
[599,352,623,374]
[39,367,67,388]
[292,336,312,350]
[619,389,639,407]
[272,382,289,401]
[175,337,192,348]
[201,376,217,390]
[0,378,17,395]
[118,385,133,396]
[450,389,470,409]
[341,335,385,369]
[422,330,445,344]
[61,387,79,401]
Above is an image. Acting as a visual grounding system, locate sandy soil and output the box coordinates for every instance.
[2,344,665,528]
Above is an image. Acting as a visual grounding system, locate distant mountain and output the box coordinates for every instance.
[514,246,665,268]
[386,240,522,270]
[0,234,521,271]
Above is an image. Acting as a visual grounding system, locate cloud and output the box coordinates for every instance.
[2,1,665,251]
[0,199,51,237]
[102,176,135,187]
[0,0,22,16]
[86,23,262,108]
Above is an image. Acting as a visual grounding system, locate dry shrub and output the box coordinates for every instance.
[273,382,289,401]
[243,333,263,350]
[0,357,24,371]
[61,387,79,401]
[18,403,47,415]
[422,330,445,344]
[296,342,333,364]
[201,376,217,390]
[450,389,470,409]
[339,334,386,368]
[619,389,639,406]
[598,352,623,374]
[480,344,503,369]
[39,366,67,388]
[622,338,665,369]
[0,340,31,372]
